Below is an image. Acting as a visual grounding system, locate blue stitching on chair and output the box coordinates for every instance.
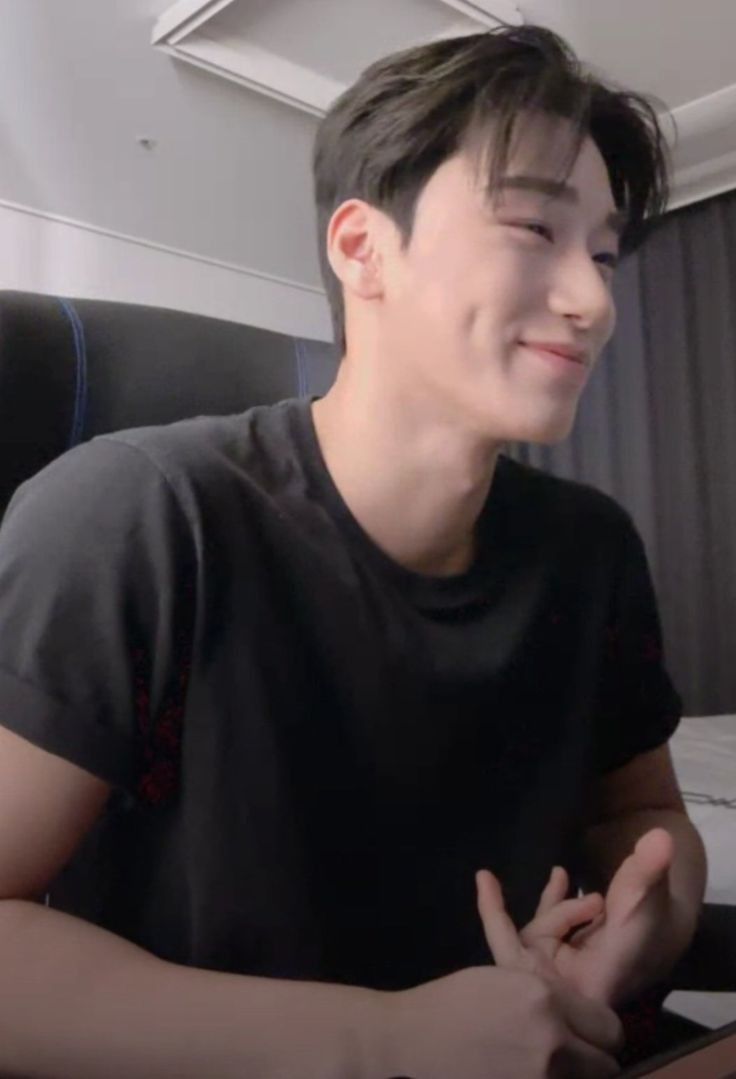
[57,298,89,447]
[294,338,309,397]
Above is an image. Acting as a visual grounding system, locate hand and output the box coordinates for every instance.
[476,865,605,980]
[478,828,676,1006]
[386,964,623,1079]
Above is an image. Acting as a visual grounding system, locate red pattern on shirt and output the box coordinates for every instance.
[132,647,191,806]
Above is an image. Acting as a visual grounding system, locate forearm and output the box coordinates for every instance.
[0,899,390,1079]
[583,808,707,964]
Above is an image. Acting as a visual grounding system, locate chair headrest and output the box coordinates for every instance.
[0,290,337,517]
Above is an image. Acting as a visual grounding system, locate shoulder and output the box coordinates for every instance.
[100,397,300,494]
[4,398,304,560]
[2,410,250,551]
[99,400,306,542]
[100,403,269,475]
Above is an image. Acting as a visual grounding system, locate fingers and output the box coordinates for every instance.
[535,865,569,918]
[566,905,606,947]
[554,978,625,1055]
[521,892,604,951]
[551,1039,621,1079]
[475,869,526,967]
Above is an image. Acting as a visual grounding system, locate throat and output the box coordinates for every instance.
[408,530,478,578]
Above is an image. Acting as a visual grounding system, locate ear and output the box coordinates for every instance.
[326,199,384,302]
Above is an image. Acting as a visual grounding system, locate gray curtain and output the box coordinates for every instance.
[507,188,736,717]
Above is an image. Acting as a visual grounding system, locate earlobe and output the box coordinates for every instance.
[327,199,384,300]
[344,252,382,299]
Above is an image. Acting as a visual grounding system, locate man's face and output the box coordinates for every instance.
[377,116,621,444]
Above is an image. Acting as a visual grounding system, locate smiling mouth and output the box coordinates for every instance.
[520,341,588,366]
[519,343,590,379]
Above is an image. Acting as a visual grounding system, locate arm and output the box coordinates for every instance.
[0,726,388,1079]
[0,727,627,1079]
[506,743,708,1008]
[0,448,388,1076]
[0,901,386,1079]
[581,743,707,973]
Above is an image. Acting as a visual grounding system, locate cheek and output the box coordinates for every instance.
[397,238,538,344]
[464,260,543,343]
[426,255,527,311]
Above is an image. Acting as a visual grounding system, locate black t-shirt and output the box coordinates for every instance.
[0,396,682,990]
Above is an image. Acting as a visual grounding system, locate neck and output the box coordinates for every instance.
[311,359,502,577]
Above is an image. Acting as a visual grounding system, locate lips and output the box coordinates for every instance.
[520,341,588,366]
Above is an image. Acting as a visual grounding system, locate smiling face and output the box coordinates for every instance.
[362,114,622,444]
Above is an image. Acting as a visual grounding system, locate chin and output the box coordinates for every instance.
[490,407,578,446]
[530,418,576,445]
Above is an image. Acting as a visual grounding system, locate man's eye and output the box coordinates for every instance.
[513,221,554,242]
[508,221,620,274]
[595,252,620,270]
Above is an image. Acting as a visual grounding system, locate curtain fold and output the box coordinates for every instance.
[508,188,736,716]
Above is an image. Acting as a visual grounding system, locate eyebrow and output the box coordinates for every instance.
[493,175,628,237]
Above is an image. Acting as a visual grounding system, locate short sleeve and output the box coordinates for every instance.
[593,513,683,774]
[0,437,196,796]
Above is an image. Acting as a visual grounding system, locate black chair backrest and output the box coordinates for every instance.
[0,291,338,517]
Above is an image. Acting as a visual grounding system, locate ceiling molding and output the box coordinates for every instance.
[668,83,736,210]
[669,148,736,212]
[152,0,523,118]
[671,81,736,142]
[425,0,523,27]
[154,32,342,117]
[152,0,238,48]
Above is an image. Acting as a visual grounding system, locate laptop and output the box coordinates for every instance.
[620,1016,736,1077]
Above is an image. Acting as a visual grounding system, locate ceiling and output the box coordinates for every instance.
[1,0,734,298]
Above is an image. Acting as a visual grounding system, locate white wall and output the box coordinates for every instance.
[0,1,325,299]
[0,198,332,342]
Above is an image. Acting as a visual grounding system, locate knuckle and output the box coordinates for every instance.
[529,1023,566,1077]
[525,971,556,1015]
[527,993,565,1067]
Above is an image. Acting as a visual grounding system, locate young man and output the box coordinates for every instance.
[0,23,705,1079]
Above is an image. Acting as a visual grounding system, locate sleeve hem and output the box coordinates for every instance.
[598,709,682,775]
[0,666,137,792]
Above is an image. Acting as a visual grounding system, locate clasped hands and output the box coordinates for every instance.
[476,827,676,1010]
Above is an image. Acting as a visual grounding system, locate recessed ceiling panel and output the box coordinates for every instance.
[153,0,523,115]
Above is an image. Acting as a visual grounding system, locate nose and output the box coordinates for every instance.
[546,249,616,338]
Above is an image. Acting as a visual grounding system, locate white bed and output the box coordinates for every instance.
[666,714,736,1028]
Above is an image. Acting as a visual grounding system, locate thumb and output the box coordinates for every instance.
[607,828,673,914]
